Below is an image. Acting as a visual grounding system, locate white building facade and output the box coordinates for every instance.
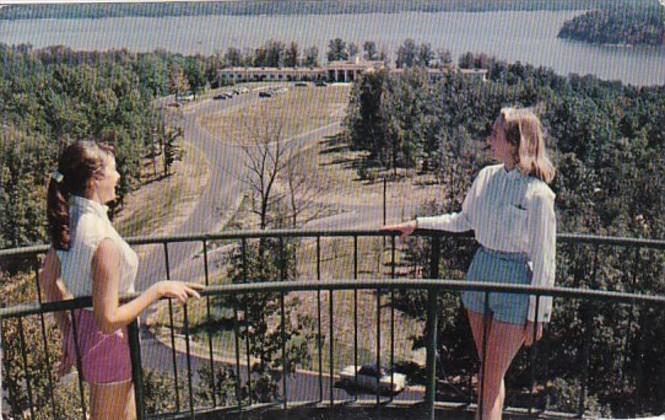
[218,57,488,84]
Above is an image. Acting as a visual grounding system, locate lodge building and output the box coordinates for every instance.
[218,57,488,84]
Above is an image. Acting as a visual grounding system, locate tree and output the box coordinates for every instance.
[184,56,206,96]
[241,47,255,67]
[326,38,348,62]
[224,47,242,67]
[168,65,191,95]
[347,42,359,59]
[303,45,319,68]
[281,150,328,228]
[135,53,169,96]
[264,39,286,68]
[284,41,300,67]
[396,38,418,68]
[416,42,434,67]
[195,365,244,408]
[363,40,379,60]
[344,68,388,161]
[204,53,222,88]
[436,48,453,69]
[458,51,476,69]
[163,125,183,176]
[240,115,288,230]
[253,45,268,67]
[223,238,317,403]
[0,127,50,249]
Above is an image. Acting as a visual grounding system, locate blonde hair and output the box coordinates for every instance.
[500,107,555,184]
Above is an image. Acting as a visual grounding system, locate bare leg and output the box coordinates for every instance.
[467,310,525,420]
[90,380,135,420]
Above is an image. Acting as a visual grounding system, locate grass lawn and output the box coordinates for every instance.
[146,84,445,376]
[198,85,350,146]
[115,141,209,238]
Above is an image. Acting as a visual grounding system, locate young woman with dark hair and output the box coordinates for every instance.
[40,140,203,419]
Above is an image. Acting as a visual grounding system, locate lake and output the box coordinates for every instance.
[1,10,664,86]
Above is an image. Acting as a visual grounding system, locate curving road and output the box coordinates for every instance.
[137,90,343,294]
[130,89,424,407]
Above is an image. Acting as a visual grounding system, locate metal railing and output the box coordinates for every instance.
[1,229,665,419]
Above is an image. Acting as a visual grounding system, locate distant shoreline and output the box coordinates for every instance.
[0,0,649,21]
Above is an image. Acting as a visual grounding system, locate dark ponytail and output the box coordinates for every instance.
[47,175,71,250]
[47,141,115,250]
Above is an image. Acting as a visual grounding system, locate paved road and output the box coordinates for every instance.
[136,90,343,294]
[133,89,416,407]
[140,331,424,407]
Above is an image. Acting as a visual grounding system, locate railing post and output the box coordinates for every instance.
[0,317,3,418]
[578,244,599,417]
[202,239,219,408]
[425,287,439,420]
[425,234,441,419]
[33,260,57,418]
[430,234,441,280]
[128,319,145,420]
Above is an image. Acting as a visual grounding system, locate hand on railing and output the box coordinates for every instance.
[380,220,417,241]
[524,321,543,347]
[150,281,203,304]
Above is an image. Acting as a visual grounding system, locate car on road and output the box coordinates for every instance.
[295,81,308,87]
[167,102,181,107]
[238,87,250,94]
[213,94,227,100]
[259,90,273,98]
[339,364,406,394]
[315,80,327,87]
[176,93,195,102]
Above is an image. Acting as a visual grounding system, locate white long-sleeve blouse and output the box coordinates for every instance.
[416,164,556,322]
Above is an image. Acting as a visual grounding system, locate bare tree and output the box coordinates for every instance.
[281,150,328,228]
[240,112,328,230]
[241,115,288,230]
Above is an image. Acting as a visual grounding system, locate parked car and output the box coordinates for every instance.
[258,90,273,98]
[339,364,406,394]
[315,80,327,87]
[295,81,308,87]
[238,87,250,94]
[176,93,195,102]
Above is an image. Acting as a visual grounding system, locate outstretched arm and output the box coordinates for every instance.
[92,239,203,334]
[381,169,482,239]
[380,220,417,241]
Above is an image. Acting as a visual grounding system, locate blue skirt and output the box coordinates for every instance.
[461,247,531,325]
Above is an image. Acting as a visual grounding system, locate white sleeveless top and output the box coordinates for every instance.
[56,196,138,309]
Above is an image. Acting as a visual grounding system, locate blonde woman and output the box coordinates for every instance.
[40,141,203,419]
[383,107,556,419]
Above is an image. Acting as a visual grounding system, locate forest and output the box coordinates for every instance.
[558,5,665,46]
[0,44,214,250]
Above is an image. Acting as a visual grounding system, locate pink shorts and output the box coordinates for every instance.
[60,309,132,384]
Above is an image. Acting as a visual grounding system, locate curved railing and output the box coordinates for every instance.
[1,229,664,419]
